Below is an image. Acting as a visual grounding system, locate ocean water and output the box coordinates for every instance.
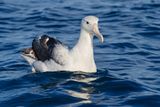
[0,0,160,106]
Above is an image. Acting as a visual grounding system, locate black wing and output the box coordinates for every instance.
[32,35,66,64]
[32,35,51,61]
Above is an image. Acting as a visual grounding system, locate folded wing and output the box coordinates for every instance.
[32,35,70,65]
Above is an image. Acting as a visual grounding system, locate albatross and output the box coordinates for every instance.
[21,16,104,73]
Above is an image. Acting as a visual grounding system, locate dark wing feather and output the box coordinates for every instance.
[32,35,50,61]
[32,35,66,65]
[47,36,66,65]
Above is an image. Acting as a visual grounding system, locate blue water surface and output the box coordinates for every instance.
[0,0,160,107]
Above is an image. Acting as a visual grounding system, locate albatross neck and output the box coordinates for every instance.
[72,28,94,59]
[78,28,93,51]
[71,27,96,72]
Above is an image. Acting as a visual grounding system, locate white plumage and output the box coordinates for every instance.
[21,16,104,73]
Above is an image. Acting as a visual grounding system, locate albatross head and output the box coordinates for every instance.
[81,16,104,43]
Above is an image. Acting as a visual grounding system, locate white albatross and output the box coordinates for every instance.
[21,16,104,73]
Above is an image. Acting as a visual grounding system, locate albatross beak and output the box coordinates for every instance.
[93,24,104,43]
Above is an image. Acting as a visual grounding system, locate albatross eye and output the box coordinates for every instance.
[86,21,89,24]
